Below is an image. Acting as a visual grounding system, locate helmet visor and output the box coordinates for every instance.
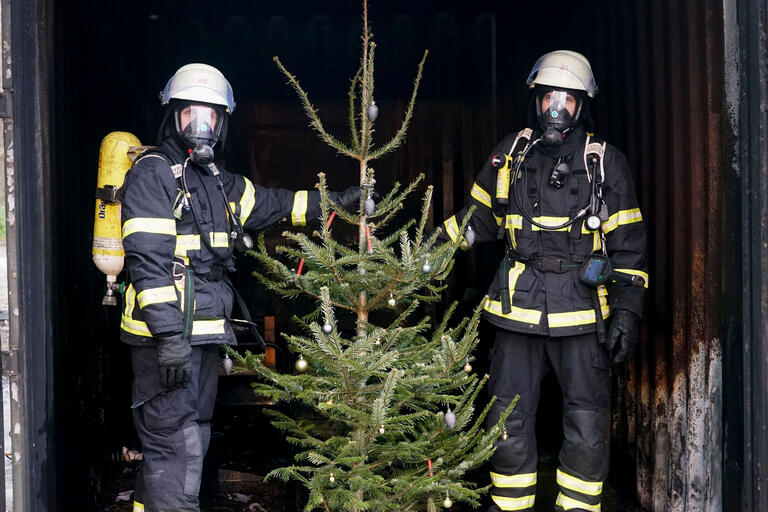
[526,55,598,97]
[174,104,224,145]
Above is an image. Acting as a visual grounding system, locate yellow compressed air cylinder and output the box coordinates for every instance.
[92,131,141,282]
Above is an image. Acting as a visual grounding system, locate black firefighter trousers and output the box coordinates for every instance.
[130,344,221,512]
[487,330,611,512]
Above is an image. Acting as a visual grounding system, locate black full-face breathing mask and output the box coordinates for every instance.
[534,87,585,148]
[173,102,226,165]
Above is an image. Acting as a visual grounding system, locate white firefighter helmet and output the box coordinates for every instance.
[526,50,597,97]
[159,63,236,113]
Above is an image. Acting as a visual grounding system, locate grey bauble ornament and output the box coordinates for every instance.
[422,261,432,273]
[464,225,476,247]
[295,355,309,373]
[443,492,453,509]
[329,472,335,483]
[364,196,376,216]
[322,322,333,334]
[444,407,456,430]
[222,353,233,375]
[388,295,396,307]
[367,101,379,122]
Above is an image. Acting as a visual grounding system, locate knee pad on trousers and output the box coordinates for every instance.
[489,406,537,475]
[561,408,610,480]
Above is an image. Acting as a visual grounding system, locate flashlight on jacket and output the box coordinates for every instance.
[491,153,514,206]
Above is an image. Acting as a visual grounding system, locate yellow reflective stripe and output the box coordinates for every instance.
[531,216,570,231]
[591,231,601,252]
[602,208,643,234]
[133,502,145,512]
[291,190,309,226]
[136,285,178,308]
[490,471,537,488]
[191,319,226,335]
[556,492,600,511]
[175,234,201,256]
[508,261,525,290]
[556,469,603,496]
[125,284,137,319]
[122,218,176,238]
[444,216,460,242]
[548,309,596,328]
[121,317,226,337]
[485,299,542,325]
[471,183,492,208]
[506,214,523,230]
[239,178,256,224]
[121,314,151,336]
[614,268,649,288]
[494,213,503,227]
[209,232,230,248]
[491,494,536,511]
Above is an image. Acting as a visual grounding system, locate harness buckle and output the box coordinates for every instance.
[172,257,186,281]
[533,256,569,273]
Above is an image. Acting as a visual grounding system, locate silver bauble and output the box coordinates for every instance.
[443,494,453,509]
[367,102,379,122]
[378,424,385,434]
[222,354,233,375]
[463,362,473,373]
[388,296,396,307]
[329,472,335,483]
[295,356,309,373]
[445,407,456,430]
[364,197,376,216]
[464,225,476,247]
[322,322,333,334]
[422,261,432,273]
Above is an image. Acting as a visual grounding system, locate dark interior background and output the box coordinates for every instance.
[48,0,730,510]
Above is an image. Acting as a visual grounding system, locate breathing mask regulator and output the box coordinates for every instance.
[535,87,585,150]
[174,103,224,166]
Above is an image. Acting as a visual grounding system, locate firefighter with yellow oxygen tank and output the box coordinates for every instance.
[438,51,648,512]
[109,63,359,512]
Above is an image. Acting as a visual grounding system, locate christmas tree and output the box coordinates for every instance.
[237,2,516,510]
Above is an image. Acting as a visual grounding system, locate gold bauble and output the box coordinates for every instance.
[443,493,453,508]
[295,356,309,373]
[463,362,472,373]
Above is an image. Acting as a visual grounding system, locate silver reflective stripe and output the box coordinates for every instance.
[183,425,203,496]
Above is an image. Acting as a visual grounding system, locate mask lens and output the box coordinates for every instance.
[176,104,223,145]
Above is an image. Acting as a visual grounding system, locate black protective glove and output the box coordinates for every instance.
[331,186,363,211]
[605,309,640,363]
[156,333,192,388]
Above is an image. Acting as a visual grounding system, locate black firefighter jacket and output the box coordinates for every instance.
[441,126,647,337]
[119,137,328,346]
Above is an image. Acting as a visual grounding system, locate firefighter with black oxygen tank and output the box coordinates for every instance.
[119,63,359,512]
[438,51,647,512]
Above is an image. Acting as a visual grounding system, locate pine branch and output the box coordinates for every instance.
[368,50,428,160]
[274,56,359,159]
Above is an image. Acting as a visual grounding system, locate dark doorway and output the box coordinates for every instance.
[27,0,733,510]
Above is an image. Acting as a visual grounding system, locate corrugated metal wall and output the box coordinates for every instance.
[618,2,725,510]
